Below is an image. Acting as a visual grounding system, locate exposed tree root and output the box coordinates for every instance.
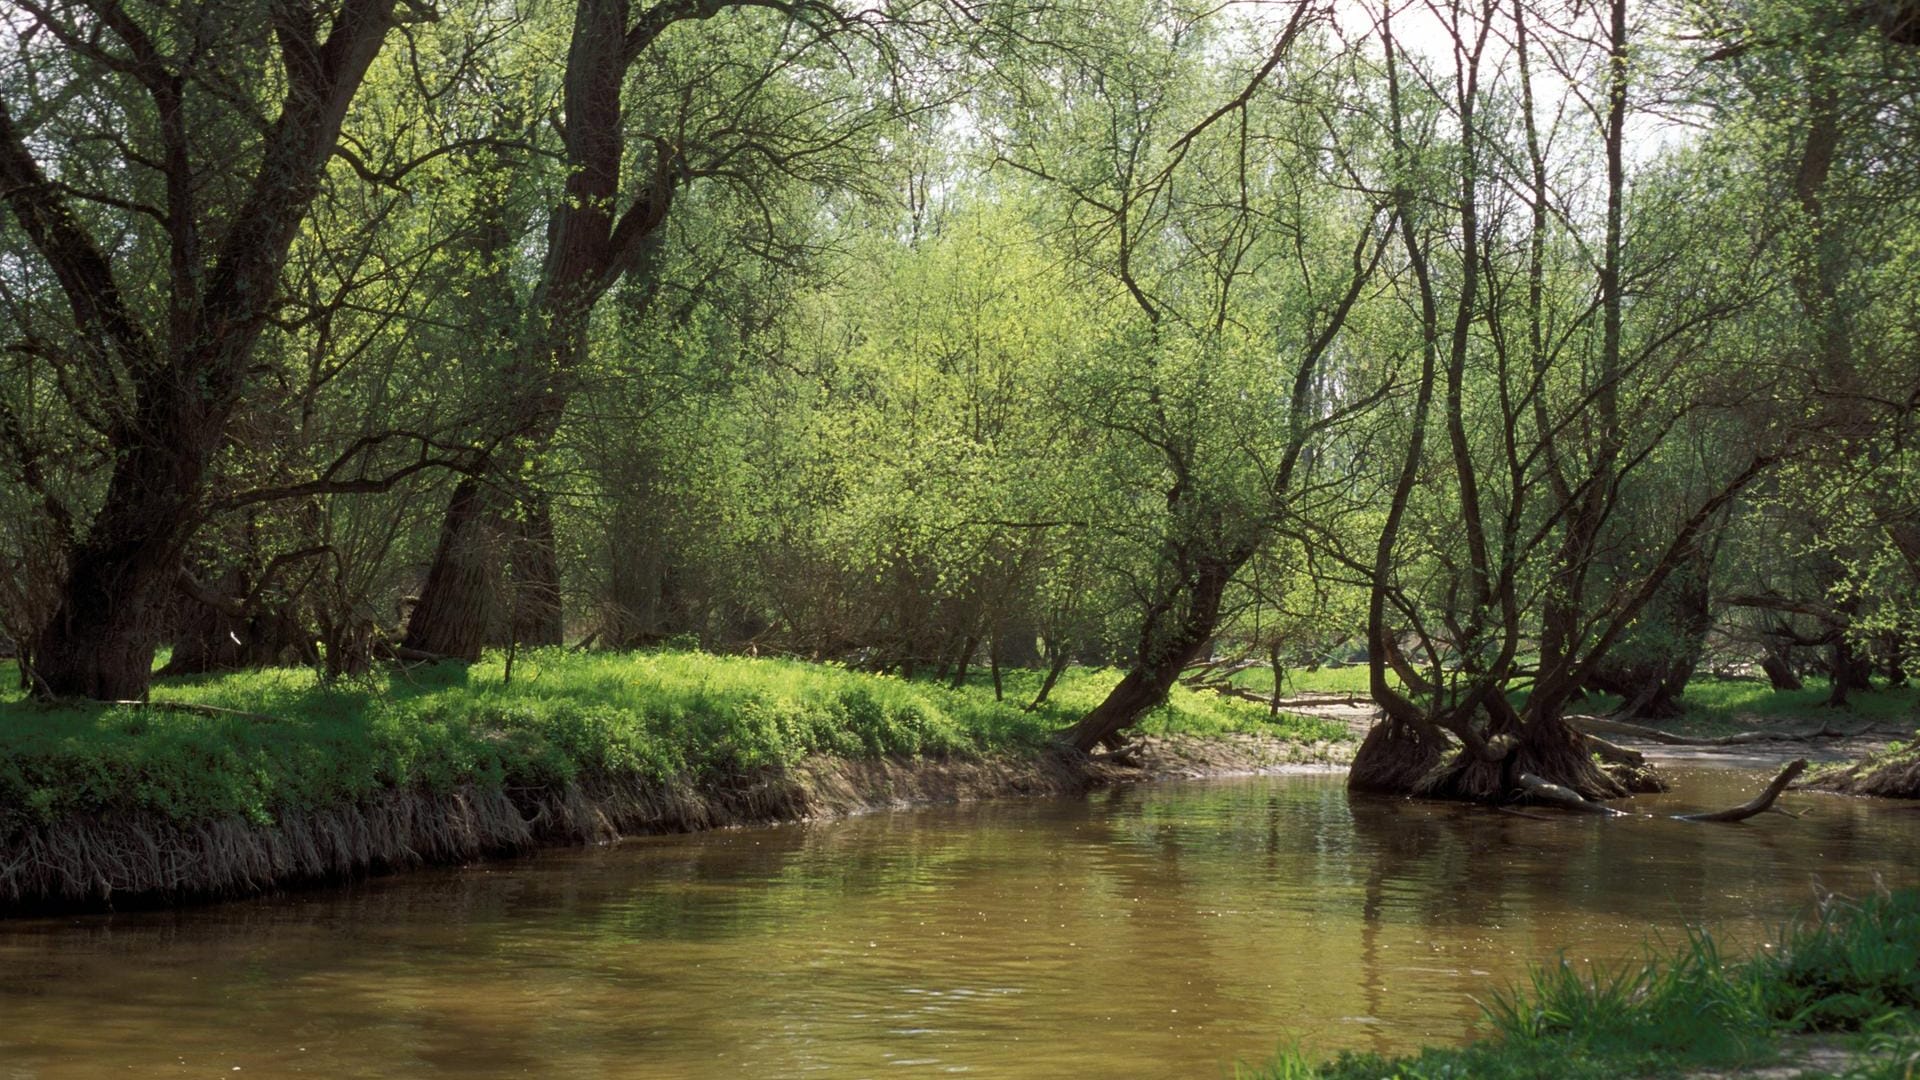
[1806,744,1920,799]
[1411,718,1627,803]
[1587,734,1670,793]
[1346,720,1447,795]
[1514,771,1630,816]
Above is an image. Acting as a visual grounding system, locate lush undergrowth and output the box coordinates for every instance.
[0,651,1346,833]
[1242,889,1920,1080]
[1643,678,1917,739]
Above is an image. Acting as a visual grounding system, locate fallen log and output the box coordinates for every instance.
[384,644,459,664]
[1179,659,1262,687]
[1570,714,1872,747]
[1191,685,1361,709]
[1672,759,1808,822]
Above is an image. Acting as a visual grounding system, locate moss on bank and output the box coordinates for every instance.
[0,650,1347,911]
[1241,889,1920,1080]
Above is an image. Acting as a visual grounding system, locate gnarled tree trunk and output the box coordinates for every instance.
[1061,557,1237,752]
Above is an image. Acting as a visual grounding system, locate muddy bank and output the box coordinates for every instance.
[1806,741,1920,799]
[0,731,1342,916]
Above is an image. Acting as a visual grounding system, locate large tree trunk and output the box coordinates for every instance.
[161,566,251,675]
[35,546,178,700]
[1761,646,1803,691]
[1825,636,1873,707]
[406,479,563,660]
[34,429,220,698]
[403,0,681,661]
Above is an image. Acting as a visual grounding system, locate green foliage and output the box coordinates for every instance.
[0,651,1345,834]
[1237,890,1920,1080]
[1666,678,1920,736]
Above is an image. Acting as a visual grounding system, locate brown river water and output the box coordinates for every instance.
[2,759,1917,1079]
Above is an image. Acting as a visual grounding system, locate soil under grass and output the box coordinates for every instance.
[0,650,1349,913]
[1240,889,1920,1080]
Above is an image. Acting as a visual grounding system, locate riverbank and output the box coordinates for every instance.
[0,650,1350,913]
[1241,888,1920,1080]
[1810,733,1920,799]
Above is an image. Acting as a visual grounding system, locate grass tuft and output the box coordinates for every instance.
[1238,889,1920,1080]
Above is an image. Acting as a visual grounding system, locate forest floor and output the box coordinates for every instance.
[0,650,1351,913]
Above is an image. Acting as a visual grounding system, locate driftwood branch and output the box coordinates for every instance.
[1673,759,1808,822]
[1516,758,1808,824]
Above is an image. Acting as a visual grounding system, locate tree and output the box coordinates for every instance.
[0,0,409,698]
[401,0,926,659]
[990,0,1395,751]
[1343,0,1787,800]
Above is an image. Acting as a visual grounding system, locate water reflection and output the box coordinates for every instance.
[1,766,1914,1078]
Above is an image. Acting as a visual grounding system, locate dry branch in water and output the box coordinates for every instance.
[1515,758,1807,823]
[1673,759,1808,822]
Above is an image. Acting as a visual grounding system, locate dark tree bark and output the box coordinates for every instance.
[1761,646,1804,691]
[408,0,842,656]
[1826,636,1874,707]
[5,0,399,699]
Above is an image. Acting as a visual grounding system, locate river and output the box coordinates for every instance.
[3,759,1916,1078]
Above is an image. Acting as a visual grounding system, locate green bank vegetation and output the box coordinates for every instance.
[1244,889,1920,1080]
[0,651,1346,835]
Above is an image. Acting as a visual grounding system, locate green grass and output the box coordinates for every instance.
[1239,889,1920,1080]
[1224,664,1380,697]
[1225,663,1920,738]
[0,651,1348,834]
[1673,678,1920,729]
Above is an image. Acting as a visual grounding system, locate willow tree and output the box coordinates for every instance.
[0,0,410,699]
[1345,0,1788,801]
